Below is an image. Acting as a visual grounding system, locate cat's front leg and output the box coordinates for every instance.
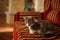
[29,29,35,34]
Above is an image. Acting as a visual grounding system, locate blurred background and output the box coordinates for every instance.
[0,0,13,40]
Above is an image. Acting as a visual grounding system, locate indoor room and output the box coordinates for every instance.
[0,0,60,40]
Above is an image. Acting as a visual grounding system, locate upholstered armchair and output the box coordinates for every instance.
[43,0,60,26]
[13,0,60,40]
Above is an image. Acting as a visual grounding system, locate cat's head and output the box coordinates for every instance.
[23,16,35,26]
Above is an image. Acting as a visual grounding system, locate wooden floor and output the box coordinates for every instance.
[0,15,13,40]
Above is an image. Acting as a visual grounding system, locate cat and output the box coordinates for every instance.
[23,16,42,34]
[39,20,54,37]
[23,16,54,36]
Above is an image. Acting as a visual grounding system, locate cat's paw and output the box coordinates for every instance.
[29,32,34,34]
[29,30,35,34]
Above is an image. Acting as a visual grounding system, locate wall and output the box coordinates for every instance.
[6,0,25,24]
[38,0,44,12]
[0,0,8,15]
[9,0,44,12]
[34,0,44,12]
[9,0,25,12]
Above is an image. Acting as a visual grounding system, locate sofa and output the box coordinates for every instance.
[13,11,60,40]
[13,0,60,40]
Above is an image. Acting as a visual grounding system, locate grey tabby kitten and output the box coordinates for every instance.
[23,16,54,36]
[23,16,41,34]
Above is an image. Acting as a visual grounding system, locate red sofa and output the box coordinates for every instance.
[13,11,60,40]
[13,0,60,40]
